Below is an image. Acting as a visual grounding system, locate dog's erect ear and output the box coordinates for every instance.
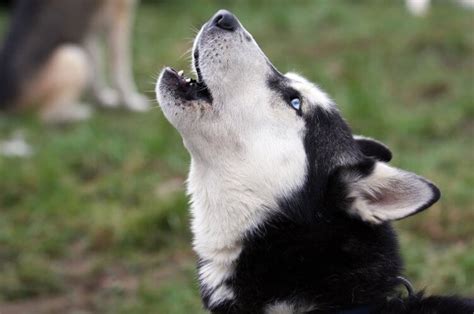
[354,135,392,162]
[343,161,440,224]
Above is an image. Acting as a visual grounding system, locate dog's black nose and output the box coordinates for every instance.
[212,10,238,31]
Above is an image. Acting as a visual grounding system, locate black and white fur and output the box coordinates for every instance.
[156,10,473,314]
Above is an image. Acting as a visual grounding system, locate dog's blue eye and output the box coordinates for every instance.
[290,98,301,110]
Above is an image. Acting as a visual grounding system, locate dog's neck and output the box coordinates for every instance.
[186,140,307,307]
[187,156,285,306]
[187,158,276,261]
[186,135,307,257]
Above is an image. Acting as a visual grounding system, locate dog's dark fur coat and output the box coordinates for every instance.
[199,74,473,314]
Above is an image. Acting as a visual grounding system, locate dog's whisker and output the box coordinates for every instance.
[189,25,200,35]
[179,48,194,61]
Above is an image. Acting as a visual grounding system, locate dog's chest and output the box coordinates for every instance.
[196,225,324,313]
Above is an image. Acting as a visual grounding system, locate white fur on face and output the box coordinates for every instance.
[156,12,334,306]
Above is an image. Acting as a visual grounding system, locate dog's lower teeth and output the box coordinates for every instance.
[185,78,191,83]
[178,70,184,76]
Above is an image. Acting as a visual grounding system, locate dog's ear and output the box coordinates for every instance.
[342,161,440,224]
[353,135,392,162]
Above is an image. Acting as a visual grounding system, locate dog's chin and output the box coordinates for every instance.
[158,67,212,107]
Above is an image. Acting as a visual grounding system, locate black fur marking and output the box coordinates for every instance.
[267,74,303,116]
[355,138,392,162]
[0,0,11,7]
[374,292,474,314]
[194,47,204,83]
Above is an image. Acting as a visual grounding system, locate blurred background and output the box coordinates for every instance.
[0,0,472,313]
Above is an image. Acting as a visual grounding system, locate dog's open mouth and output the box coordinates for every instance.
[161,46,212,105]
[161,67,212,104]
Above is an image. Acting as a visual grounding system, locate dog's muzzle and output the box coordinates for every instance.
[157,10,242,106]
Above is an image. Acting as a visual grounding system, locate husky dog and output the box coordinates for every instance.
[156,10,473,314]
[0,0,149,123]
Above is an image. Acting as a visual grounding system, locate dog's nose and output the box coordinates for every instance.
[212,10,238,31]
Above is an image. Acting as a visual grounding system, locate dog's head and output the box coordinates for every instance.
[156,10,439,225]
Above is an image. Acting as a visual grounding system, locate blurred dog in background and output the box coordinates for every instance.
[0,0,149,124]
[406,0,474,16]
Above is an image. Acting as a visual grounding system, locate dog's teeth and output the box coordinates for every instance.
[178,70,184,76]
[185,78,191,83]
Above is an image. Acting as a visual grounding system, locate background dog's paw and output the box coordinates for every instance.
[95,88,120,108]
[41,103,93,124]
[122,93,150,112]
[0,131,33,158]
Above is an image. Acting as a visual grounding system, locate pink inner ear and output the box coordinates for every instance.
[347,163,440,223]
[361,182,408,207]
[364,191,399,206]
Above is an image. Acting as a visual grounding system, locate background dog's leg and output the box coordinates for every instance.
[106,0,149,112]
[85,34,120,108]
[457,0,474,8]
[405,0,431,16]
[29,45,92,124]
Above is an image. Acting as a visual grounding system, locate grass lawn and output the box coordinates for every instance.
[0,1,473,313]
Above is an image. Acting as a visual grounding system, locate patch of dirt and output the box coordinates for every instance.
[0,242,194,314]
[418,81,450,100]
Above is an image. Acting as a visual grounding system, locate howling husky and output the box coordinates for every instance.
[156,10,473,314]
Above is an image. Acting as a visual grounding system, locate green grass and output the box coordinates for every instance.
[0,0,473,312]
